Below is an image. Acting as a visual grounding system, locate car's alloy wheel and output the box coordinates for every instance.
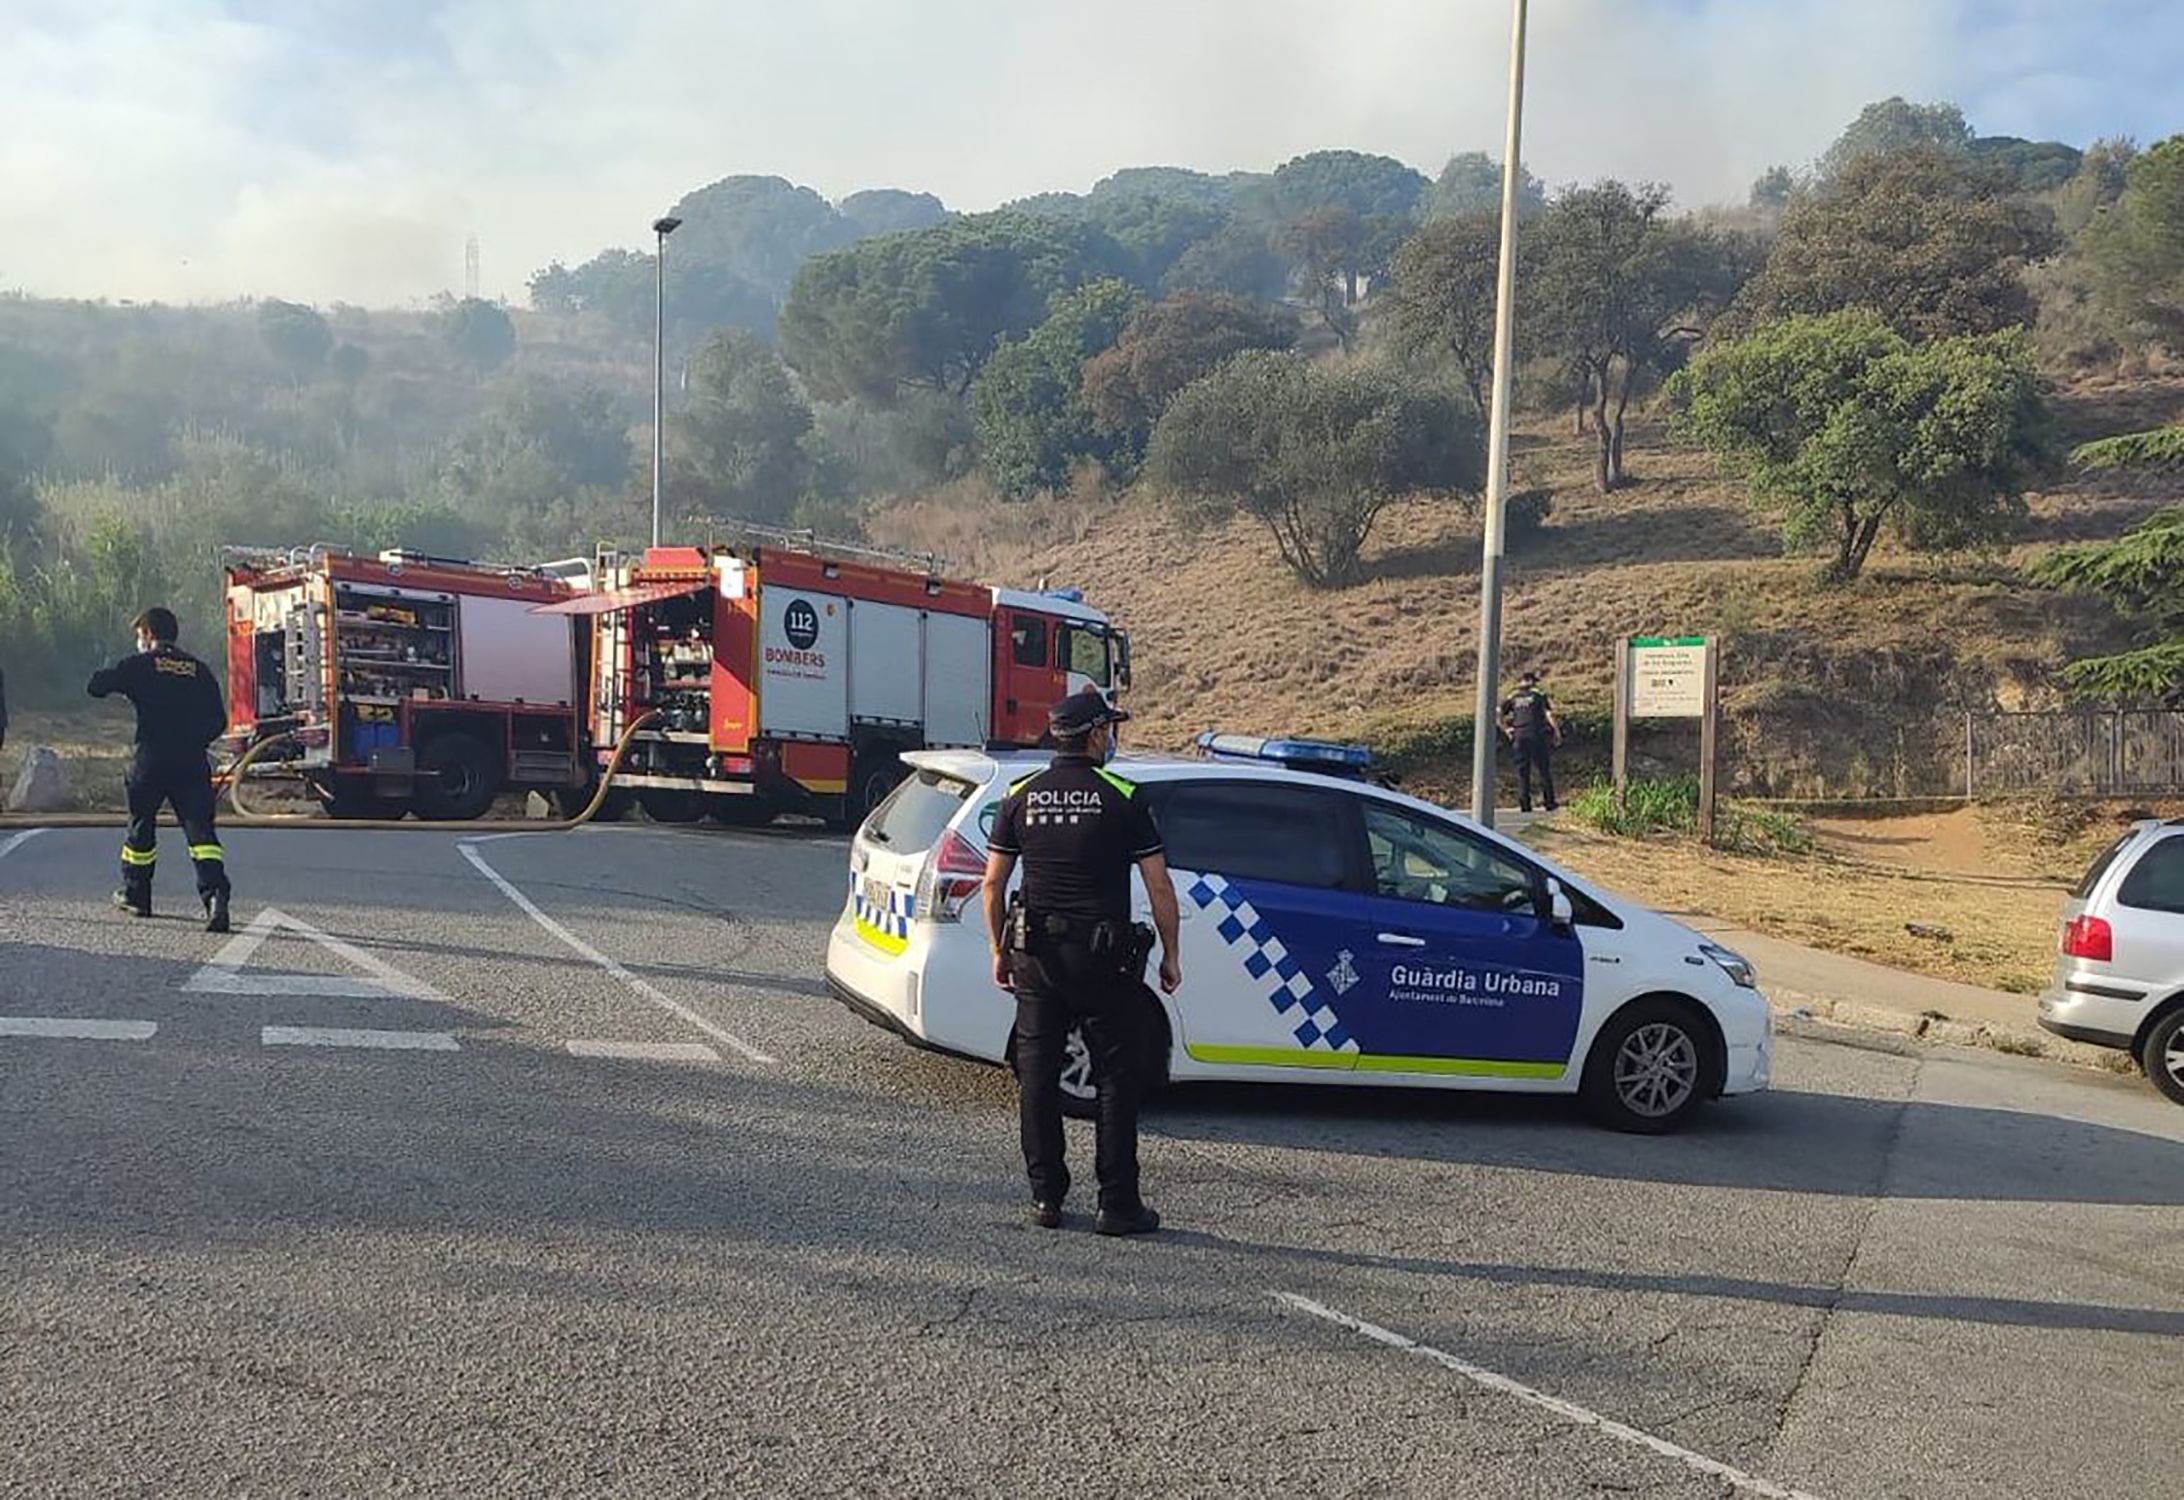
[1613,1021,1700,1120]
[1059,1026,1097,1108]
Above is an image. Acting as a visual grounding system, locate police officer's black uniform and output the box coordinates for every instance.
[1500,676,1558,813]
[989,697,1164,1233]
[90,634,232,930]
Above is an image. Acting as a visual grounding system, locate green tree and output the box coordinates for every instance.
[2050,137,2138,236]
[1271,149,1430,304]
[1081,292,1297,459]
[437,376,632,517]
[1671,310,2058,582]
[441,298,517,377]
[1529,182,1738,490]
[1146,352,1481,588]
[327,343,370,386]
[778,212,1125,403]
[2083,135,2184,355]
[1748,166,1797,212]
[1427,151,1546,219]
[2033,503,2184,702]
[1162,219,1289,303]
[968,279,1140,500]
[836,188,949,238]
[667,175,856,301]
[1280,205,1365,348]
[1968,135,2083,194]
[1731,148,2059,340]
[1387,208,1513,413]
[1817,97,1973,181]
[257,299,332,380]
[670,329,815,523]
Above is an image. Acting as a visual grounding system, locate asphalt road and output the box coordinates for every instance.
[3,822,2180,1499]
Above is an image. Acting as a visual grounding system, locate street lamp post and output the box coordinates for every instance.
[650,214,683,549]
[1469,0,1529,827]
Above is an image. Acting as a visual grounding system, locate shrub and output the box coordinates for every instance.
[1565,775,1813,856]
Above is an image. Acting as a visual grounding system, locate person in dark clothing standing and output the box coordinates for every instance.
[89,607,233,932]
[1498,669,1563,813]
[983,690,1182,1237]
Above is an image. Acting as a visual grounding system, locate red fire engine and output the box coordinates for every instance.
[542,535,1129,829]
[220,548,592,819]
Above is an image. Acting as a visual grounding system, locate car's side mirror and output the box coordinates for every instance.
[1543,877,1574,929]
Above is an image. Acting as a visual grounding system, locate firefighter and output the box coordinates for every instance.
[88,607,232,932]
[982,690,1182,1236]
[1498,668,1563,813]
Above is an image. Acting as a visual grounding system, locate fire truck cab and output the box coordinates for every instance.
[221,548,591,820]
[549,538,1128,829]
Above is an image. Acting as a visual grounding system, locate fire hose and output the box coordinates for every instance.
[0,711,661,835]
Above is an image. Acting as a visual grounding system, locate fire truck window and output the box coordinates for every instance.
[1010,617,1049,668]
[1060,624,1111,686]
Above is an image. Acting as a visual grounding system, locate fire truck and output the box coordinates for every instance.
[220,547,593,819]
[543,535,1130,829]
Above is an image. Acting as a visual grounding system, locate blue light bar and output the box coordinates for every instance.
[1043,586,1086,603]
[1195,731,1373,778]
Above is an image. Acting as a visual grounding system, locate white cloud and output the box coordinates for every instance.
[0,0,2169,307]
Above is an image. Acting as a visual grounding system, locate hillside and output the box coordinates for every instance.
[872,376,2183,799]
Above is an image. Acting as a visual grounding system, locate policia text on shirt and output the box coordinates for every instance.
[88,606,234,933]
[983,690,1182,1238]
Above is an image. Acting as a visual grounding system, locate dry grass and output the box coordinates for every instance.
[1526,821,2069,994]
[869,397,2158,767]
[3,707,135,812]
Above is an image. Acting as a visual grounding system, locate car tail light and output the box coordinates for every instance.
[2061,915,2113,962]
[914,827,987,924]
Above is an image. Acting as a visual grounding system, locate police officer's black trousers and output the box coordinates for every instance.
[1515,736,1556,812]
[122,747,229,900]
[1013,941,1144,1213]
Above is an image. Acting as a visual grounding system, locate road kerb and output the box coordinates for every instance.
[1761,986,2136,1077]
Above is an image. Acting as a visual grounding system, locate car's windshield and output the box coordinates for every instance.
[863,769,974,850]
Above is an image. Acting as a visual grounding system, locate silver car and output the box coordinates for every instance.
[2040,818,2184,1105]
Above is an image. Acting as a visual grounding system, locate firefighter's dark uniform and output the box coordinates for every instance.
[1501,682,1558,812]
[989,751,1163,1220]
[89,645,231,915]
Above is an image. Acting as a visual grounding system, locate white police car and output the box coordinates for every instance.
[824,734,1771,1132]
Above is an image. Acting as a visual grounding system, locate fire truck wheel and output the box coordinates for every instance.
[413,734,501,821]
[639,789,706,824]
[848,751,907,827]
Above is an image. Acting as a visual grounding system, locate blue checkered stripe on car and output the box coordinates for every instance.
[1185,873,1358,1053]
[851,877,914,942]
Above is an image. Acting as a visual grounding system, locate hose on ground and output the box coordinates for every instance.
[0,711,662,835]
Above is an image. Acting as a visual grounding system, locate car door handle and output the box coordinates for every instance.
[1377,932,1427,948]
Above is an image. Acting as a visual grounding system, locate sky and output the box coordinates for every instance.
[2,0,2176,308]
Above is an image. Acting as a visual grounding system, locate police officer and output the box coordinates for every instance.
[89,607,233,933]
[1498,669,1563,813]
[983,690,1181,1236]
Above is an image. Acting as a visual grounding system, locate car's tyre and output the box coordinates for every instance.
[639,789,706,824]
[411,734,501,821]
[2139,1008,2184,1107]
[1580,997,1715,1133]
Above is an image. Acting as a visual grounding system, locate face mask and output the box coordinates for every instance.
[136,638,155,654]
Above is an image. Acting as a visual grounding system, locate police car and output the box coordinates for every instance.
[824,734,1772,1132]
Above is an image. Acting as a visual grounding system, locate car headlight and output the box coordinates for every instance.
[1698,942,1757,990]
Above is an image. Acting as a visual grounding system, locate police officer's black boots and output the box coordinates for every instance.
[1096,1204,1161,1237]
[203,888,231,935]
[1031,1200,1064,1230]
[110,885,151,919]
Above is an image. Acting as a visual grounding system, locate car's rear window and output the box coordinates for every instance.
[2118,835,2184,915]
[863,770,975,851]
[2074,831,2142,899]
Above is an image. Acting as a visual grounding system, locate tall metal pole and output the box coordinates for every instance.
[1469,0,1529,827]
[650,215,681,549]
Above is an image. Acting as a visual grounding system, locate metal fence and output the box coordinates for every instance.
[1968,710,2184,795]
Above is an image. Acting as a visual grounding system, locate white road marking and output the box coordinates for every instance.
[0,828,49,864]
[565,1040,722,1063]
[0,1017,157,1041]
[1272,1293,1825,1500]
[185,908,451,1000]
[262,1026,460,1051]
[458,842,777,1066]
